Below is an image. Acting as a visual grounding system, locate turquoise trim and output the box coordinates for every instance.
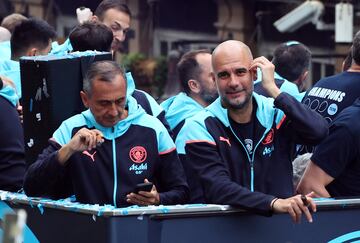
[132,112,175,153]
[125,72,164,117]
[50,38,73,56]
[285,41,300,46]
[112,137,118,208]
[255,68,302,100]
[328,230,360,243]
[206,93,279,191]
[0,59,21,98]
[0,201,39,243]
[0,85,19,107]
[141,90,163,117]
[175,111,215,154]
[228,125,253,190]
[126,72,136,96]
[53,95,145,143]
[161,92,204,130]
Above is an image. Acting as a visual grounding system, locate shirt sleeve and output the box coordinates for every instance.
[311,124,356,178]
[274,92,328,145]
[23,140,73,199]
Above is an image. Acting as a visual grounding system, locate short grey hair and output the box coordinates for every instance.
[83,60,126,95]
[292,153,312,189]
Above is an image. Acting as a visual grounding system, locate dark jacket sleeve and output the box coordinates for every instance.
[274,92,328,145]
[23,140,73,199]
[0,96,25,192]
[156,110,174,139]
[185,141,275,216]
[155,149,189,205]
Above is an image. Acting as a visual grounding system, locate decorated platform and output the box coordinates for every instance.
[0,191,360,243]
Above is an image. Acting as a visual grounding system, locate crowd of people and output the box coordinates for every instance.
[0,0,359,224]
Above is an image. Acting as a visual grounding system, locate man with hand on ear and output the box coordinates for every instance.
[176,40,328,223]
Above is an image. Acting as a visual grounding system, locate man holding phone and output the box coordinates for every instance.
[24,61,189,207]
[176,40,328,223]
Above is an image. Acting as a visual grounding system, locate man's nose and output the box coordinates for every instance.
[228,73,240,88]
[114,31,125,42]
[108,103,119,116]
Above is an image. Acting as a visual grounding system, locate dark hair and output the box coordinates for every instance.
[352,32,360,65]
[10,18,56,60]
[69,21,113,52]
[272,41,311,82]
[94,0,131,21]
[177,49,211,94]
[83,60,126,95]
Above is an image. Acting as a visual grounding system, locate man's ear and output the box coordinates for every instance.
[296,71,309,91]
[300,70,309,82]
[91,15,99,22]
[80,91,90,108]
[27,48,37,56]
[251,68,258,81]
[188,79,200,94]
[211,72,216,83]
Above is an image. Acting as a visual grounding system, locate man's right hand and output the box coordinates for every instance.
[57,128,104,165]
[272,194,317,223]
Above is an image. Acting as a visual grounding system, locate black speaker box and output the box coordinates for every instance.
[20,52,112,166]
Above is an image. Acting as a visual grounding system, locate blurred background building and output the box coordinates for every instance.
[0,0,357,98]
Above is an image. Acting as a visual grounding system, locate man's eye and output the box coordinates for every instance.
[218,72,229,79]
[115,99,124,105]
[111,25,121,31]
[99,101,109,106]
[235,68,248,76]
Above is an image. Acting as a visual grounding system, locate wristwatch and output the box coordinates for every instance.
[0,77,3,90]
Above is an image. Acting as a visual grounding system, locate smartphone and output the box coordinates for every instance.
[134,182,153,193]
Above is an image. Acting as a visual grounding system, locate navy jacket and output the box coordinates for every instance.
[0,87,25,191]
[126,73,172,137]
[176,92,328,214]
[24,96,189,207]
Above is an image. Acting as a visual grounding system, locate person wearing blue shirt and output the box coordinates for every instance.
[161,49,218,138]
[254,41,311,101]
[0,18,56,98]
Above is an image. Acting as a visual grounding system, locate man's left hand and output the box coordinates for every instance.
[250,56,281,99]
[126,179,160,206]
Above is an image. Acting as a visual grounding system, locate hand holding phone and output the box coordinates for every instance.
[134,182,153,193]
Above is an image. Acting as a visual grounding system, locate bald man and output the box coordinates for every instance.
[176,40,328,223]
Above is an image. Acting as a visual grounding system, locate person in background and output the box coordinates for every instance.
[67,18,173,136]
[302,32,360,124]
[0,75,25,191]
[0,13,27,60]
[69,21,113,52]
[161,49,218,138]
[0,18,56,98]
[254,41,311,101]
[297,98,360,198]
[342,48,352,72]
